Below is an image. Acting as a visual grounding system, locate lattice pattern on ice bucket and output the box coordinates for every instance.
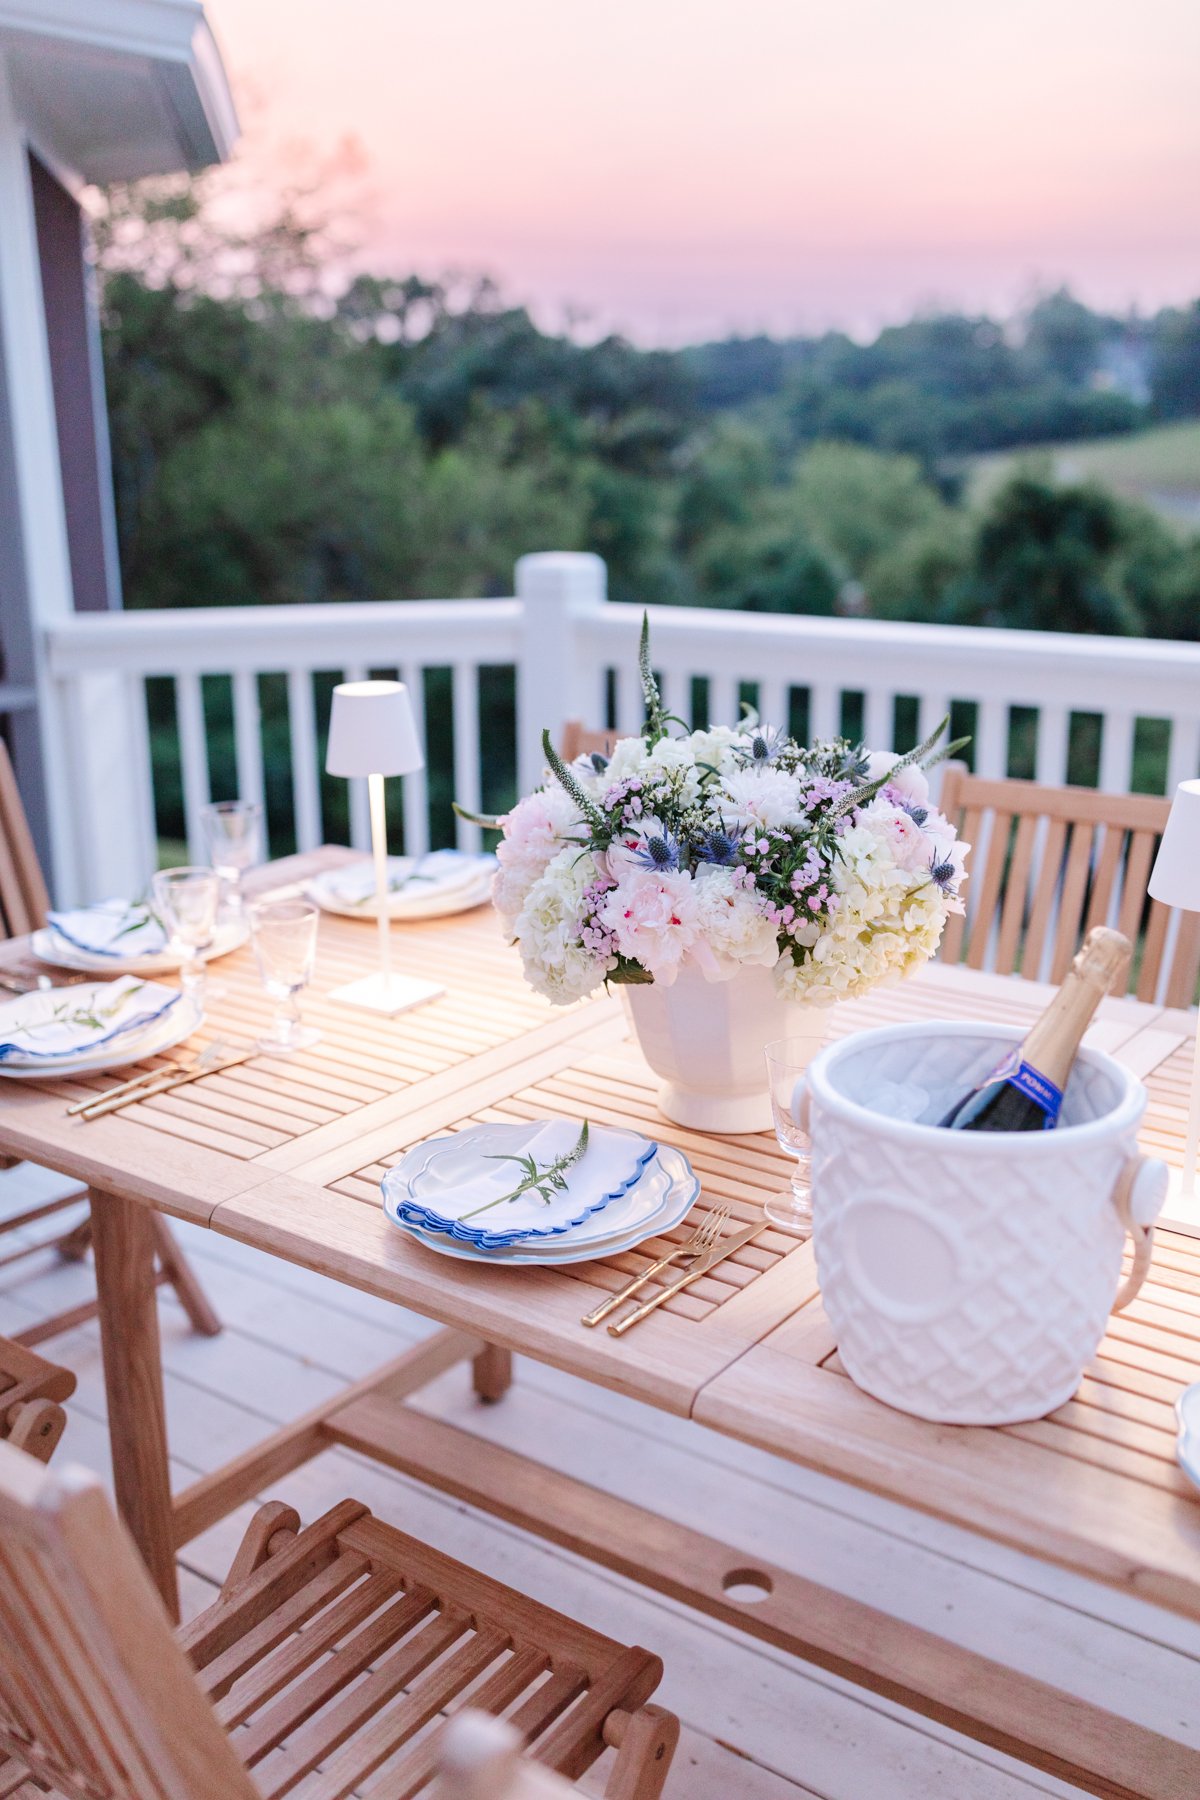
[335,1041,798,1323]
[808,1023,1148,1425]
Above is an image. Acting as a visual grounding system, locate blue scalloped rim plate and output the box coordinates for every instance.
[382,1123,659,1249]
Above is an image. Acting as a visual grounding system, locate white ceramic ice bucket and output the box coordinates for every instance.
[800,1021,1168,1426]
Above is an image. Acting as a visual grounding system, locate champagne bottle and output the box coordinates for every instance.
[938,926,1132,1132]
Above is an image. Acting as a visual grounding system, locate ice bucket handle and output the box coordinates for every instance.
[1111,1154,1168,1314]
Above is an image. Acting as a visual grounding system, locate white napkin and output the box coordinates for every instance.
[47,900,167,960]
[0,979,180,1063]
[327,852,488,910]
[397,1120,658,1244]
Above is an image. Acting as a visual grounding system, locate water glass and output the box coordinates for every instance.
[200,800,264,917]
[248,899,321,1053]
[152,867,220,1011]
[763,1036,823,1237]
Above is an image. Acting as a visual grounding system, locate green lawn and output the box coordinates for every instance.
[968,421,1200,532]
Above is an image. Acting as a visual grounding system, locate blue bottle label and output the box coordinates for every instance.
[990,1050,1062,1121]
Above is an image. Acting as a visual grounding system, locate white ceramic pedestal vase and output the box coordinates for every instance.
[624,959,833,1134]
[799,1020,1169,1425]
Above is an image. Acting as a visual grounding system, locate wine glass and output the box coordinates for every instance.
[200,800,264,919]
[763,1035,826,1237]
[248,899,321,1053]
[152,867,220,1013]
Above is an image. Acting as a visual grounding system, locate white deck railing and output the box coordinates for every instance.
[40,551,1200,903]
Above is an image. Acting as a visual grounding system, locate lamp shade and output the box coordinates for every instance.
[325,681,424,779]
[1149,779,1200,912]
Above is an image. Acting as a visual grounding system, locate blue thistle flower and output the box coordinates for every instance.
[631,830,682,873]
[736,724,788,767]
[929,851,958,893]
[696,826,740,866]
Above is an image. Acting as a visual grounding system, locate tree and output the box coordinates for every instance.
[944,477,1151,635]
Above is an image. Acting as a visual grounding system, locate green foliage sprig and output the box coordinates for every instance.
[827,715,964,820]
[541,731,609,833]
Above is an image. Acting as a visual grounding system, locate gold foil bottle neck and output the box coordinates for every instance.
[1072,926,1133,994]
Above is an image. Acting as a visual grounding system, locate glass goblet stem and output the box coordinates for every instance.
[180,947,206,1012]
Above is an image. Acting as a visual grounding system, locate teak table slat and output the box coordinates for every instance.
[2,848,1199,1800]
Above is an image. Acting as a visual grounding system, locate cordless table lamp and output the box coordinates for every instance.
[1149,777,1200,1228]
[325,680,443,1016]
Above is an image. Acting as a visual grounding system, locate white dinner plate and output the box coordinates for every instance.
[384,1126,687,1251]
[383,1144,700,1265]
[306,855,495,922]
[33,915,248,976]
[0,991,202,1080]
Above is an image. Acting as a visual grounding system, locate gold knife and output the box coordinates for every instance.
[607,1219,769,1336]
[77,1051,253,1121]
[67,1039,233,1116]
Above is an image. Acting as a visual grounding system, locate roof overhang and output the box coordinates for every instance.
[0,0,238,183]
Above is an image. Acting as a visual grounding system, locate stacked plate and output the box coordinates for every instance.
[307,851,496,922]
[0,978,201,1080]
[382,1119,699,1266]
[35,899,247,975]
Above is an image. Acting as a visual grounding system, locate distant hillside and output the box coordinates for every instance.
[968,421,1200,532]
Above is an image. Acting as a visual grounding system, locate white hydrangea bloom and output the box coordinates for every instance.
[776,804,952,1005]
[691,866,779,975]
[513,845,610,1006]
[493,785,587,932]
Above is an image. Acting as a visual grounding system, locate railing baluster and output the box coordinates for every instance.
[974,700,1008,780]
[286,668,322,852]
[862,686,892,752]
[917,693,951,749]
[401,668,429,857]
[656,666,683,723]
[1099,709,1135,794]
[1036,704,1070,787]
[231,670,265,813]
[452,662,482,852]
[175,672,211,863]
[1168,715,1200,793]
[809,685,840,742]
[758,678,787,734]
[707,673,738,732]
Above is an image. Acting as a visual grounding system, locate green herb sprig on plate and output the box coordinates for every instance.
[460,1121,590,1222]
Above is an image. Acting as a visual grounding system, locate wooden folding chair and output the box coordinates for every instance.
[559,722,618,765]
[0,1441,679,1800]
[0,1333,74,1463]
[430,1708,677,1800]
[937,764,1199,1004]
[0,738,220,1345]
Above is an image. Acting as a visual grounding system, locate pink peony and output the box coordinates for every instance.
[598,869,700,985]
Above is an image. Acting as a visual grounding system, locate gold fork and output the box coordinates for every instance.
[580,1202,731,1328]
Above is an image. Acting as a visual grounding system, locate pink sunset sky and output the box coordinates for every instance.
[203,0,1200,345]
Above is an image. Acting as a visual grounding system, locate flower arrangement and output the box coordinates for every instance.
[483,621,970,1009]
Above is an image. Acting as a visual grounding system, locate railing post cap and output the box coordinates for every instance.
[515,551,606,607]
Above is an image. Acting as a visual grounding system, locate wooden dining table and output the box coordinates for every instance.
[3,846,1199,1800]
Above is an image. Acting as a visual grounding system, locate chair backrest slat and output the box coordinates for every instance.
[1050,822,1097,983]
[992,812,1038,974]
[0,1444,260,1800]
[0,743,49,940]
[938,767,1190,1003]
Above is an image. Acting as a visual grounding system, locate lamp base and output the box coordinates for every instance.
[329,972,445,1017]
[1160,1164,1200,1239]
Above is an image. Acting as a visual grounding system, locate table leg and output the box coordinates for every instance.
[90,1188,179,1622]
[472,1342,513,1405]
